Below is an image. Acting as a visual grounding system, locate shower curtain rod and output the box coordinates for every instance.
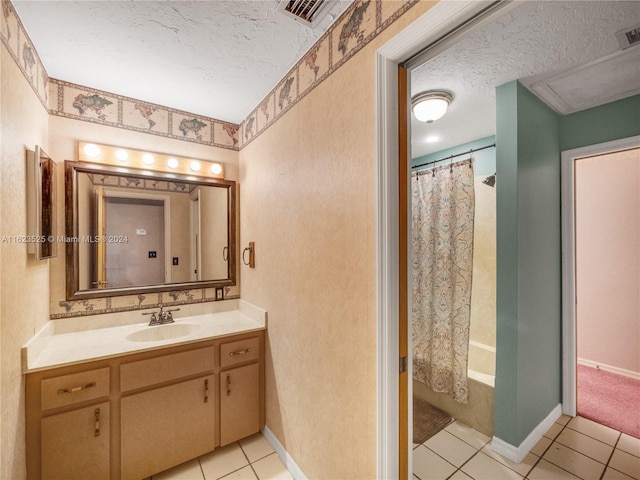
[411,143,496,171]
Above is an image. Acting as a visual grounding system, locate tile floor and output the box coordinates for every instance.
[414,415,640,480]
[151,433,292,480]
[150,415,639,479]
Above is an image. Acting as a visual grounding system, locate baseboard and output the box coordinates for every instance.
[490,404,562,463]
[261,426,307,480]
[578,358,640,380]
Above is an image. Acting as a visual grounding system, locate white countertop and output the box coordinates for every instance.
[22,300,267,373]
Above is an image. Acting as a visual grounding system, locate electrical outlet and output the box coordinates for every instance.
[215,288,224,300]
[172,257,179,265]
[148,251,157,258]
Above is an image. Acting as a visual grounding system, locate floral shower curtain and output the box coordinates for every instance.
[411,158,475,403]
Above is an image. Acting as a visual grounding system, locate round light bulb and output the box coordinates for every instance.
[167,158,179,169]
[142,153,154,165]
[83,143,101,158]
[210,163,223,175]
[190,161,201,172]
[115,149,129,161]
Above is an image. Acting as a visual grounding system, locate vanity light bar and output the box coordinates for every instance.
[77,142,225,179]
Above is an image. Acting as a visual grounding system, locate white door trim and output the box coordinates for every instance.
[375,1,514,477]
[560,135,640,417]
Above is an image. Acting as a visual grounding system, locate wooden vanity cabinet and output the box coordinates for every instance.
[25,330,265,480]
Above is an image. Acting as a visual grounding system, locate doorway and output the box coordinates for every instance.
[561,136,640,433]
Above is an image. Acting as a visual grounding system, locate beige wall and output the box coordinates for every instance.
[48,115,240,315]
[239,3,433,477]
[469,176,497,350]
[1,45,50,480]
[576,148,640,374]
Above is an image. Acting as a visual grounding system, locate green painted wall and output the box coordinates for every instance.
[560,94,640,151]
[495,81,562,446]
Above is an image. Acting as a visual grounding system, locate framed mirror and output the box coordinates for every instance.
[65,160,236,300]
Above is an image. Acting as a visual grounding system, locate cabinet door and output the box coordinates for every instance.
[220,363,260,445]
[41,402,110,480]
[120,375,215,480]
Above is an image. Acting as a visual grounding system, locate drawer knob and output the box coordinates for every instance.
[229,348,251,356]
[57,381,96,394]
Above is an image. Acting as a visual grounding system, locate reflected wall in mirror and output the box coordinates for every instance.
[66,161,236,300]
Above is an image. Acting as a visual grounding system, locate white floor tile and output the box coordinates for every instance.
[566,416,620,446]
[556,427,614,464]
[153,458,204,480]
[527,459,581,480]
[544,422,564,440]
[250,453,293,480]
[413,444,457,480]
[444,421,491,449]
[239,433,275,463]
[618,434,640,458]
[425,430,477,467]
[460,452,523,480]
[543,442,605,480]
[530,435,553,457]
[480,445,537,477]
[609,449,640,480]
[603,466,637,480]
[200,443,249,480]
[218,465,258,480]
[448,470,473,480]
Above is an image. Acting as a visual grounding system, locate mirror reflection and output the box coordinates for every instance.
[66,161,236,300]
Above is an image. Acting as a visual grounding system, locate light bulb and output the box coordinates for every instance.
[167,158,179,169]
[83,143,101,158]
[210,163,223,175]
[190,161,201,172]
[115,149,129,161]
[142,153,154,165]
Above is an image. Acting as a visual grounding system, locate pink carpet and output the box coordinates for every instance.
[577,365,640,439]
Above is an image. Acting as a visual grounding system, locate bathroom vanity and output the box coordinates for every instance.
[23,301,265,480]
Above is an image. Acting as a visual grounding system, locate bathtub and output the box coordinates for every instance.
[413,341,496,436]
[467,340,496,387]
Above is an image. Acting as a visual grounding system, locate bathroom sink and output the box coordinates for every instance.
[126,323,201,342]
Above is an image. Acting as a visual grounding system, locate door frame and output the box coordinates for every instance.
[375,1,513,477]
[560,134,640,417]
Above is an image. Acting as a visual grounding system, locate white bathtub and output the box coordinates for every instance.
[468,340,496,387]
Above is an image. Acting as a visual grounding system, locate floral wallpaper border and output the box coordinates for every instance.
[239,0,421,147]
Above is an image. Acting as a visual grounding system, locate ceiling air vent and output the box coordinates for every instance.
[277,0,334,28]
[616,23,640,50]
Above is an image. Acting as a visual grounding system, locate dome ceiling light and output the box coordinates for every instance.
[411,90,454,123]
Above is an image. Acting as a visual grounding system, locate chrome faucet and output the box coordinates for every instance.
[142,306,180,326]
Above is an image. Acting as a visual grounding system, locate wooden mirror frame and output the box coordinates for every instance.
[65,160,236,300]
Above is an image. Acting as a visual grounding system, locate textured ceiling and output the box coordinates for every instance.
[12,0,352,124]
[411,1,640,159]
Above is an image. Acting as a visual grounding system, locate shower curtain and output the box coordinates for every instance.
[412,158,475,403]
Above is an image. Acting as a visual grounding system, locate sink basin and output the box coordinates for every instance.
[126,323,201,342]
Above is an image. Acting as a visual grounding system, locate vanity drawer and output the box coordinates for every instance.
[41,367,110,410]
[220,337,259,369]
[120,346,215,392]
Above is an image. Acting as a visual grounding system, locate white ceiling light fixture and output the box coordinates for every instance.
[411,90,454,123]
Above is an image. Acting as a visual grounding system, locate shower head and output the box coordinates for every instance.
[483,174,496,187]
